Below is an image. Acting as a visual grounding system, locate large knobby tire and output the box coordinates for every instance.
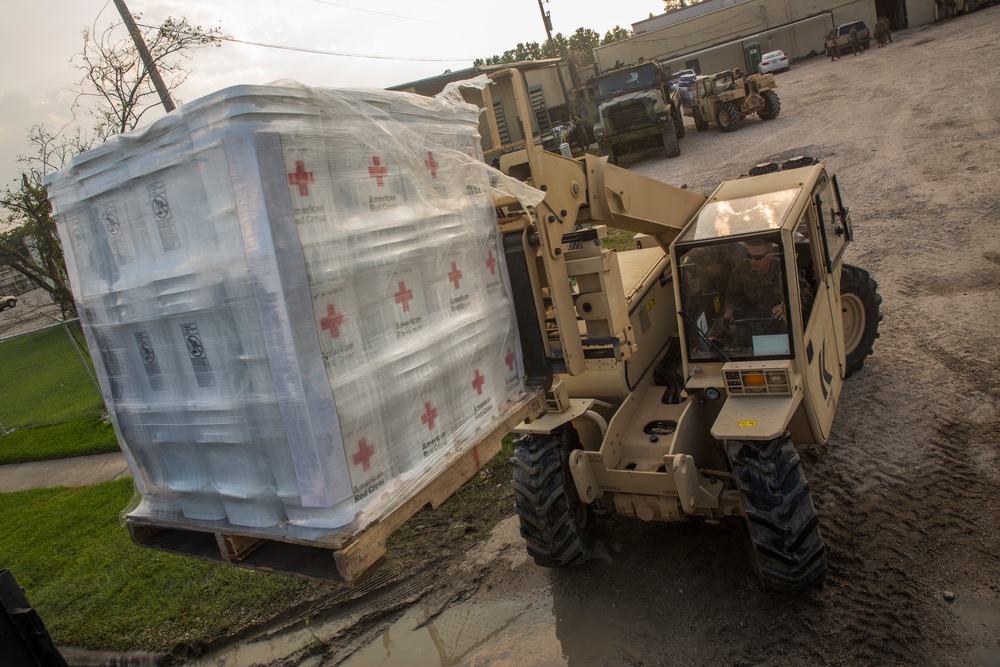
[725,433,828,590]
[663,116,681,159]
[693,106,709,132]
[673,107,686,139]
[759,89,781,120]
[840,263,883,377]
[716,103,743,132]
[4,299,12,309]
[511,427,595,567]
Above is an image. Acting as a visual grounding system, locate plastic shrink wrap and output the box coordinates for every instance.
[45,82,529,536]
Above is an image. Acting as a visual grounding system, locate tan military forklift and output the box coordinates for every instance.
[691,70,781,133]
[483,69,880,590]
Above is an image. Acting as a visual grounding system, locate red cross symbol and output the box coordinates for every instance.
[485,250,497,275]
[394,281,414,312]
[425,151,438,179]
[505,347,515,371]
[352,438,375,471]
[448,262,463,289]
[421,401,438,430]
[288,160,314,196]
[320,303,345,339]
[472,369,486,395]
[368,156,387,187]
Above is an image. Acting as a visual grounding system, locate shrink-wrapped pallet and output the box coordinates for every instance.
[45,82,538,534]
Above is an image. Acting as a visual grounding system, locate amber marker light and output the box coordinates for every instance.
[744,373,767,387]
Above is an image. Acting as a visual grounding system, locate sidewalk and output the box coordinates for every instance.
[0,452,130,492]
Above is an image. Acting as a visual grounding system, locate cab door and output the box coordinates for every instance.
[800,173,852,440]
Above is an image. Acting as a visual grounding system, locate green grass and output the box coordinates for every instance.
[0,323,104,429]
[0,479,322,654]
[0,417,121,464]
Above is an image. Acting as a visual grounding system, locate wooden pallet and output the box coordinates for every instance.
[126,393,544,584]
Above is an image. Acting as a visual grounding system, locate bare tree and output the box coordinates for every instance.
[0,13,226,317]
[73,15,225,139]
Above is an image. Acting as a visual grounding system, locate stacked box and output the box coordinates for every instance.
[45,83,527,532]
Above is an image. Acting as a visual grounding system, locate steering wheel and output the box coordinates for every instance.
[731,317,787,336]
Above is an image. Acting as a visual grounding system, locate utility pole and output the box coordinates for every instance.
[535,0,572,119]
[112,0,176,113]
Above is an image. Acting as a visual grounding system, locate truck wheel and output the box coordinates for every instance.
[759,90,781,120]
[693,106,709,132]
[673,107,686,139]
[663,116,681,158]
[511,426,595,567]
[716,103,743,132]
[725,433,828,590]
[840,263,882,377]
[5,299,14,309]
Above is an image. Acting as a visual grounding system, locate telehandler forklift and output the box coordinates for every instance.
[484,69,881,590]
[690,69,781,133]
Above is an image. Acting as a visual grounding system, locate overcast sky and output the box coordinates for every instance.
[0,0,665,190]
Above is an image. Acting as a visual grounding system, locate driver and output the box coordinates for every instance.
[722,239,785,325]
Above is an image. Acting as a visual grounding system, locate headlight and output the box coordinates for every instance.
[594,125,605,138]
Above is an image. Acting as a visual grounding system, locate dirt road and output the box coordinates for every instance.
[193,11,1000,666]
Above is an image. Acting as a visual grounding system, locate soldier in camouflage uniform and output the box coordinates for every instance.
[723,239,786,323]
[849,26,862,55]
[875,20,888,47]
[826,29,841,61]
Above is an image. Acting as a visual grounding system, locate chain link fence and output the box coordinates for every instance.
[0,319,106,434]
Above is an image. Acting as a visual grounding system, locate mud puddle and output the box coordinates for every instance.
[188,612,363,667]
[950,595,1000,665]
[340,597,558,666]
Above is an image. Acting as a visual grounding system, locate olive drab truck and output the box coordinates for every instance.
[591,60,687,164]
[486,69,880,589]
[691,70,782,133]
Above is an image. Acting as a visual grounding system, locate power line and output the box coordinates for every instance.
[135,22,477,62]
[307,0,448,25]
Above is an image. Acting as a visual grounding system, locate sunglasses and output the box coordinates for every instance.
[747,252,772,260]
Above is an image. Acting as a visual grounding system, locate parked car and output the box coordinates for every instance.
[671,69,698,109]
[0,296,17,312]
[828,21,871,54]
[759,50,790,74]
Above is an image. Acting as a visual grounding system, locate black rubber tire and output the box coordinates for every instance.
[605,148,617,166]
[840,263,882,377]
[511,427,595,567]
[4,299,13,309]
[663,116,681,158]
[759,90,781,120]
[673,107,686,139]
[725,433,828,590]
[693,106,709,132]
[716,103,743,132]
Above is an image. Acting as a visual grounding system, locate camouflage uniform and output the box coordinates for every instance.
[849,26,862,55]
[724,259,784,319]
[875,21,887,47]
[827,29,841,61]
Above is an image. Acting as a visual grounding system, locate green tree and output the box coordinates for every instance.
[602,26,634,44]
[475,25,628,69]
[1,181,74,317]
[664,0,704,10]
